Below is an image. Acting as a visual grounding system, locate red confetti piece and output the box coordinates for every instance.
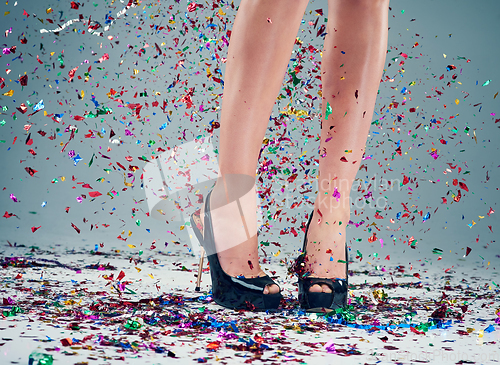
[31,226,41,233]
[117,270,126,281]
[71,223,81,234]
[24,167,37,176]
[410,326,425,335]
[459,182,469,192]
[19,75,28,86]
[61,338,73,346]
[465,247,472,256]
[3,211,16,218]
[89,191,102,198]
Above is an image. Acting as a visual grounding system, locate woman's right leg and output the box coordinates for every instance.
[201,0,309,294]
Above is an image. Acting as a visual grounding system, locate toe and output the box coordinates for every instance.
[321,284,332,293]
[309,284,323,293]
[264,284,279,295]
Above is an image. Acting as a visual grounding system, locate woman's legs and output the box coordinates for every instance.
[304,0,390,293]
[201,0,310,294]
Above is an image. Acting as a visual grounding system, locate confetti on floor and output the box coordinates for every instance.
[1,245,499,364]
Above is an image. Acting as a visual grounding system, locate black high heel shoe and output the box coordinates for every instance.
[293,209,348,312]
[190,188,282,311]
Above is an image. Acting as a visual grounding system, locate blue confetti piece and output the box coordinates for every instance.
[423,212,431,222]
[484,324,495,333]
[72,154,82,166]
[33,99,44,111]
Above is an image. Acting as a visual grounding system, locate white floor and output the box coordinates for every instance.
[1,244,499,365]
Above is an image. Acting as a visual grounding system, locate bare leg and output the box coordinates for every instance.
[304,0,390,293]
[200,0,310,294]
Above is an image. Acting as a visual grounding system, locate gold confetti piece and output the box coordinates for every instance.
[46,8,53,14]
[61,176,65,181]
[133,69,139,75]
[455,98,459,105]
[81,90,85,98]
[148,273,154,279]
[218,8,226,15]
[135,267,142,272]
[180,225,185,230]
[128,244,136,248]
[128,230,132,237]
[443,53,447,58]
[273,250,281,257]
[373,289,388,302]
[2,90,14,96]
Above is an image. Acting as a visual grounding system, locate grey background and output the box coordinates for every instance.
[0,0,499,276]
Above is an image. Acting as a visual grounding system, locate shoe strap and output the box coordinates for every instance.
[230,274,280,293]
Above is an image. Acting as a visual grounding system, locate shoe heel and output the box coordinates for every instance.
[190,211,206,292]
[195,247,205,292]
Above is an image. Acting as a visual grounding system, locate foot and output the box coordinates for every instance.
[199,180,279,295]
[302,208,348,294]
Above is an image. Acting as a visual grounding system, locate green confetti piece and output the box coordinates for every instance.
[482,80,491,86]
[28,352,53,365]
[291,71,301,86]
[124,318,142,330]
[432,248,443,254]
[325,102,333,120]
